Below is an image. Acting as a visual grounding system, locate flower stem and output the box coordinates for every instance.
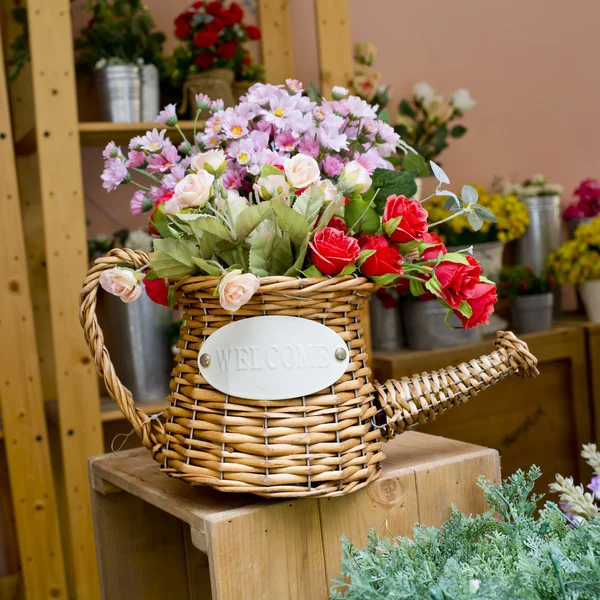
[176,124,191,148]
[193,110,201,148]
[130,180,151,191]
[132,168,161,184]
[429,209,466,229]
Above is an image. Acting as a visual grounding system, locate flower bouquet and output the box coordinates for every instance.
[82,81,539,498]
[562,178,600,238]
[351,42,390,110]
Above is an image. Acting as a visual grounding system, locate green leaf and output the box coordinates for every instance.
[378,108,390,124]
[474,204,498,223]
[150,251,195,278]
[383,216,402,237]
[345,197,380,234]
[167,287,178,309]
[191,257,224,276]
[424,275,443,296]
[442,194,461,212]
[249,231,294,277]
[357,249,375,267]
[150,204,176,239]
[315,196,345,233]
[450,125,467,138]
[293,185,324,227]
[480,275,495,285]
[398,99,416,119]
[284,234,310,276]
[368,169,418,213]
[339,264,356,276]
[401,153,429,177]
[215,240,242,268]
[457,301,473,318]
[260,163,284,178]
[183,214,233,242]
[409,278,426,296]
[468,211,484,231]
[370,273,402,287]
[153,238,195,267]
[272,200,309,246]
[234,201,272,240]
[198,231,219,260]
[439,252,469,265]
[302,265,322,278]
[307,81,322,105]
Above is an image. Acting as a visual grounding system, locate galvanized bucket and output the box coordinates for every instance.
[566,216,594,239]
[94,64,141,123]
[141,64,160,122]
[511,293,553,334]
[450,241,505,281]
[370,292,405,351]
[580,280,600,322]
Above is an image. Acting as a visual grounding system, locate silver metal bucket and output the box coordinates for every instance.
[94,64,141,123]
[403,299,482,351]
[449,241,505,281]
[511,293,553,334]
[98,290,173,404]
[566,216,594,239]
[141,64,160,122]
[370,293,405,351]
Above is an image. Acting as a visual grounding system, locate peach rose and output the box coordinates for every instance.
[218,269,260,312]
[284,154,320,189]
[173,171,214,210]
[99,267,143,303]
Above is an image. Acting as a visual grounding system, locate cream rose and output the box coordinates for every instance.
[191,150,226,174]
[427,97,453,123]
[449,88,476,114]
[219,269,260,312]
[173,172,214,210]
[322,179,340,204]
[283,154,320,189]
[253,174,290,200]
[99,267,143,303]
[413,81,436,108]
[338,160,372,194]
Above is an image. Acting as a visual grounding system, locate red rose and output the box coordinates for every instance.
[327,216,349,234]
[454,282,497,329]
[206,1,223,16]
[309,227,360,275]
[192,30,218,48]
[143,278,177,309]
[205,16,225,31]
[194,51,215,69]
[217,42,237,59]
[432,256,482,309]
[175,15,192,39]
[242,56,251,65]
[246,25,261,40]
[229,2,244,23]
[220,10,236,26]
[383,194,428,243]
[421,232,447,262]
[358,235,402,278]
[148,191,173,235]
[192,1,205,8]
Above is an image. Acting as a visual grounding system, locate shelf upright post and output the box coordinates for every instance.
[257,0,294,84]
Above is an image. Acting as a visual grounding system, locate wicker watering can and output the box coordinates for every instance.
[80,248,539,499]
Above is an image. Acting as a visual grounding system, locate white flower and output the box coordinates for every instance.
[170,171,215,211]
[338,160,372,194]
[253,174,290,200]
[219,269,260,312]
[99,267,143,304]
[332,86,349,100]
[322,179,340,203]
[449,88,476,114]
[413,81,436,108]
[190,150,227,175]
[468,579,481,594]
[125,229,153,252]
[284,154,320,189]
[427,96,453,123]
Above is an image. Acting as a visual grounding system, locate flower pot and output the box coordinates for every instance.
[579,280,600,322]
[449,241,505,281]
[140,64,160,122]
[516,195,561,275]
[511,293,553,334]
[182,68,236,117]
[369,292,405,351]
[94,64,141,123]
[81,249,539,498]
[566,217,594,239]
[402,299,482,350]
[232,80,254,102]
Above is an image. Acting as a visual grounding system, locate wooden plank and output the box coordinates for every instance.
[314,0,353,97]
[25,1,104,597]
[0,573,23,600]
[0,37,68,599]
[257,0,294,84]
[182,527,212,600]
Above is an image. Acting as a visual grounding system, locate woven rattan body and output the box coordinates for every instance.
[80,249,539,498]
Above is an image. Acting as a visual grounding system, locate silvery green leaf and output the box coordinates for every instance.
[187,215,233,242]
[152,238,195,267]
[234,201,272,240]
[468,211,484,231]
[249,231,294,277]
[293,185,324,227]
[272,199,309,246]
[430,161,450,185]
[442,195,461,212]
[150,238,196,278]
[191,257,223,276]
[462,185,479,206]
[284,234,310,276]
[473,204,498,223]
[314,196,345,233]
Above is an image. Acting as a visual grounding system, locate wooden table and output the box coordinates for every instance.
[89,432,500,600]
[373,326,593,492]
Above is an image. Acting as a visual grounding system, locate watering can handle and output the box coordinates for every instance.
[80,248,164,451]
[374,330,540,440]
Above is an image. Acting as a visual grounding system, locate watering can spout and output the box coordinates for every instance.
[374,331,540,440]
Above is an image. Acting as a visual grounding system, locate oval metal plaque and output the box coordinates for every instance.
[197,316,350,400]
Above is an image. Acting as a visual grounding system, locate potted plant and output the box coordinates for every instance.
[394,81,475,199]
[548,216,600,322]
[170,1,263,115]
[505,175,563,275]
[75,0,166,123]
[351,42,391,110]
[498,265,554,334]
[563,178,600,238]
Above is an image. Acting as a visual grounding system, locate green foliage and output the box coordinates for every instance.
[367,168,419,214]
[332,467,600,600]
[75,0,166,73]
[498,265,555,299]
[6,7,29,84]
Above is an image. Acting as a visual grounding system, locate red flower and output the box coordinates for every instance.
[143,278,177,309]
[192,1,205,8]
[87,18,95,28]
[421,232,447,262]
[220,10,236,26]
[433,256,482,310]
[309,227,360,276]
[229,2,244,23]
[375,288,398,309]
[192,30,218,48]
[327,216,349,234]
[246,25,261,40]
[194,51,215,69]
[175,15,192,39]
[205,16,225,31]
[358,235,402,278]
[383,194,428,243]
[148,191,174,236]
[206,1,223,16]
[454,282,497,330]
[217,42,237,59]
[242,56,251,65]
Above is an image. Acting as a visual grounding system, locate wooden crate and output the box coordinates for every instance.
[89,432,500,600]
[373,327,593,492]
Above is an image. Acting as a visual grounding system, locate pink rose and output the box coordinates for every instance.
[99,267,142,303]
[454,282,497,329]
[219,270,260,312]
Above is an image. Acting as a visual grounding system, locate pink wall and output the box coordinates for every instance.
[79,0,598,237]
